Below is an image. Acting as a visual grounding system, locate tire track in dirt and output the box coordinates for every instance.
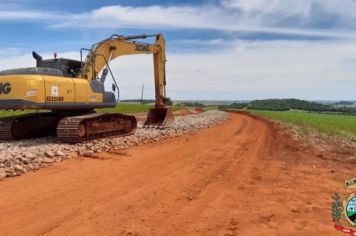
[0,112,353,236]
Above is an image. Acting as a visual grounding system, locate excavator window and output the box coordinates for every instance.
[32,51,83,78]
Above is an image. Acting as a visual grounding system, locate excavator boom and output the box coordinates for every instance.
[79,33,174,126]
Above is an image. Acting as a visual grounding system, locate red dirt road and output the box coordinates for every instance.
[0,113,354,235]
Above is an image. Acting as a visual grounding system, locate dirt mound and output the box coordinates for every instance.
[0,112,352,235]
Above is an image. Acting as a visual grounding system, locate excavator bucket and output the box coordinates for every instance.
[144,107,174,126]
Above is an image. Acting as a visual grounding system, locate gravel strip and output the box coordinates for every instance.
[0,111,228,179]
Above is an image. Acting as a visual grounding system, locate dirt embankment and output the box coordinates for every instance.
[0,112,353,235]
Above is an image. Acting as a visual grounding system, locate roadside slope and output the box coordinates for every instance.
[0,113,352,235]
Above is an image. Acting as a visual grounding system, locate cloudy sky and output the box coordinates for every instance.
[0,0,355,100]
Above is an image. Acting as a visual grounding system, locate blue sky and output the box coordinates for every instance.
[0,0,356,100]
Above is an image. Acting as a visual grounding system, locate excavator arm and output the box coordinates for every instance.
[79,33,173,126]
[79,33,167,108]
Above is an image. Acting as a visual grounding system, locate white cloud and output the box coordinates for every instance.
[49,3,356,39]
[0,10,55,20]
[1,39,355,100]
[1,1,356,39]
[0,4,67,21]
[221,0,312,17]
[220,0,356,22]
[0,47,23,58]
[0,1,356,100]
[170,39,226,46]
[165,40,356,100]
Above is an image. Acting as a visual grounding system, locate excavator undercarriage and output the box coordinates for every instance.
[0,111,137,142]
[56,112,137,143]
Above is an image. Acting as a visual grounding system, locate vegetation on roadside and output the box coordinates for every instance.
[176,102,205,107]
[249,110,356,139]
[221,99,356,140]
[249,99,327,111]
[174,102,220,111]
[0,110,36,118]
[219,102,249,110]
[96,102,153,114]
[97,102,183,113]
[219,98,356,115]
[203,105,219,111]
[122,97,173,106]
[0,102,185,118]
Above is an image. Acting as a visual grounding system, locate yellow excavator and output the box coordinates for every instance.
[0,33,174,143]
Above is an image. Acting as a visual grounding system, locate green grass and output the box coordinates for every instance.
[0,103,185,118]
[97,102,184,114]
[247,110,356,139]
[96,103,153,114]
[0,110,41,118]
[203,105,219,111]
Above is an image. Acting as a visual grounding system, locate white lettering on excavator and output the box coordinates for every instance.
[51,86,58,97]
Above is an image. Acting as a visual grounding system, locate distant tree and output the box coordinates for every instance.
[248,99,289,111]
[182,102,205,107]
[165,97,173,106]
[245,98,356,114]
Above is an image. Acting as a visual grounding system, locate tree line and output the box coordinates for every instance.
[219,99,356,114]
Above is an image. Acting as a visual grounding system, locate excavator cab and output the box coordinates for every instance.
[33,51,82,78]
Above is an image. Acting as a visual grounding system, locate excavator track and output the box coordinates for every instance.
[0,113,61,140]
[57,113,137,143]
[0,117,16,140]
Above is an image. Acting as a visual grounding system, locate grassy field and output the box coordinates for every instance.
[203,105,219,111]
[0,103,185,118]
[96,103,154,114]
[0,110,36,118]
[248,110,356,139]
[97,103,184,114]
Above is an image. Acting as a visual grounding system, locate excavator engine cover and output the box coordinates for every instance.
[144,107,174,126]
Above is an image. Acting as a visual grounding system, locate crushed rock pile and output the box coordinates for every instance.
[0,111,228,179]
